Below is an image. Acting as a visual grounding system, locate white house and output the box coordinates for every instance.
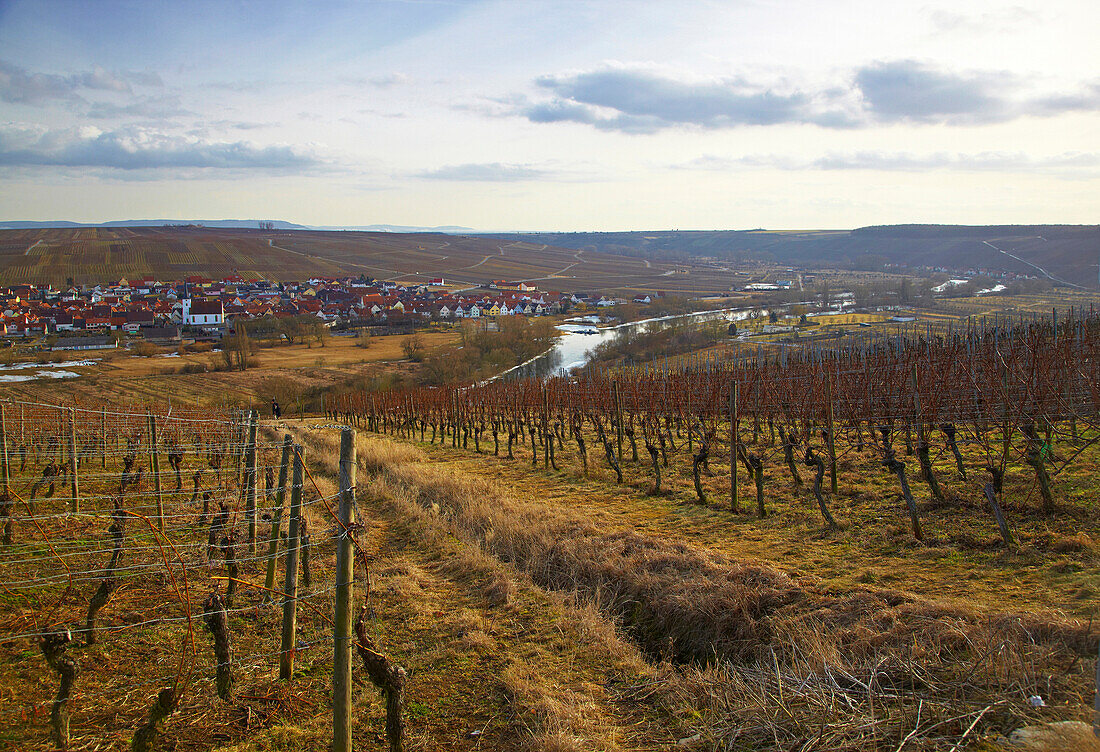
[181,298,224,327]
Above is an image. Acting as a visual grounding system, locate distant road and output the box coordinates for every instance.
[24,239,43,256]
[268,239,399,278]
[981,239,1087,290]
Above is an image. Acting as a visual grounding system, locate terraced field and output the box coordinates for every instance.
[0,227,737,293]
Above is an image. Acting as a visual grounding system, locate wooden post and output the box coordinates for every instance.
[542,387,550,470]
[729,381,738,512]
[825,374,837,496]
[0,403,11,545]
[0,403,9,499]
[280,444,304,681]
[234,410,245,487]
[245,411,258,553]
[147,414,162,531]
[1094,638,1099,740]
[613,381,623,464]
[333,429,356,752]
[68,409,79,514]
[264,435,293,598]
[100,409,107,469]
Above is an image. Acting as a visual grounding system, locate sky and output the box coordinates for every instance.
[0,0,1097,230]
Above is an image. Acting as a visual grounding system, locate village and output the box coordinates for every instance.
[0,274,649,347]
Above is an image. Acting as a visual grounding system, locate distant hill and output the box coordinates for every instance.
[0,219,311,230]
[3,222,1094,290]
[0,219,474,233]
[488,225,1100,289]
[0,226,712,293]
[313,224,477,233]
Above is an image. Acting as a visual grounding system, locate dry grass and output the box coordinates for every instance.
[282,424,667,751]
[346,430,1097,751]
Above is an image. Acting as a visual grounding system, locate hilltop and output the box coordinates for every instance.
[0,226,738,294]
[489,224,1100,289]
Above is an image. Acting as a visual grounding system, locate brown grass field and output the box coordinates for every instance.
[0,330,459,410]
[0,227,742,295]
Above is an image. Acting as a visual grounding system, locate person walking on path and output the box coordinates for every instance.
[272,398,281,419]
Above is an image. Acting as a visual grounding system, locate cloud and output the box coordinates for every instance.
[512,61,1100,133]
[414,162,547,181]
[203,120,271,131]
[1030,82,1100,116]
[0,60,162,105]
[677,151,1100,174]
[812,151,1100,172]
[853,60,1012,124]
[86,95,192,120]
[0,124,319,172]
[0,60,84,105]
[522,67,857,133]
[926,6,1039,34]
[349,72,411,88]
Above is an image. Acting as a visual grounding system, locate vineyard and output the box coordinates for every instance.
[316,308,1100,748]
[0,401,396,751]
[330,310,1100,536]
[3,309,1099,750]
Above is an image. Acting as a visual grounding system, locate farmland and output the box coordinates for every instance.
[495,225,1100,290]
[0,226,740,295]
[323,308,1100,749]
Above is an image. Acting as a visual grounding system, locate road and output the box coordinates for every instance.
[981,239,1087,290]
[268,240,400,278]
[24,239,43,256]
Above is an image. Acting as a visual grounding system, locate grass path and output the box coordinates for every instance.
[283,424,677,751]
[392,434,1098,620]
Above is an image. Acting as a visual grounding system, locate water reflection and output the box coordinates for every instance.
[500,306,759,381]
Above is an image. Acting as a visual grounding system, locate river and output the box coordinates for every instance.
[499,306,762,381]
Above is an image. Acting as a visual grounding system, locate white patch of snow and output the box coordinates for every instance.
[931,279,969,293]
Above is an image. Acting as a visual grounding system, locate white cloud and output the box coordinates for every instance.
[0,124,320,172]
[414,162,547,181]
[677,150,1100,175]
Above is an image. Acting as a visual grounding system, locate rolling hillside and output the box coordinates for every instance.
[0,226,739,293]
[491,225,1100,288]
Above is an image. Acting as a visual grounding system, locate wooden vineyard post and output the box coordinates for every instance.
[245,411,258,553]
[825,374,837,496]
[0,403,9,499]
[100,409,107,469]
[542,386,550,470]
[1094,639,1100,740]
[1,403,10,544]
[333,428,356,752]
[264,435,293,599]
[729,381,738,513]
[280,444,304,681]
[68,409,79,514]
[613,381,624,465]
[147,414,162,532]
[235,410,246,487]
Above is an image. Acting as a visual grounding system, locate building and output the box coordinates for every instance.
[53,335,117,351]
[181,298,224,328]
